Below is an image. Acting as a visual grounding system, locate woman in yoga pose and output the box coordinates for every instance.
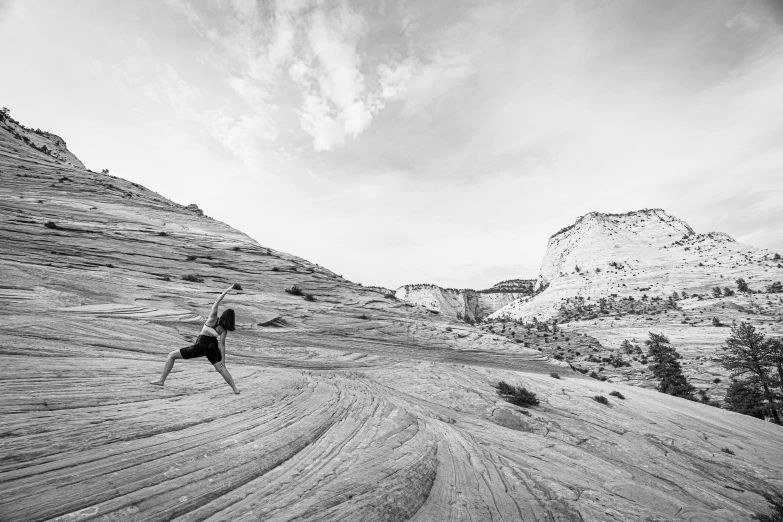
[151,283,241,394]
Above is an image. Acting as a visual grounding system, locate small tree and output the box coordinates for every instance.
[721,322,780,424]
[646,332,695,400]
[736,278,749,293]
[724,379,767,419]
[722,287,735,297]
[712,287,722,298]
[101,168,110,174]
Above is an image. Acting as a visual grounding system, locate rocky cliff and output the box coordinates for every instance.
[1,119,782,522]
[396,279,535,322]
[488,209,783,398]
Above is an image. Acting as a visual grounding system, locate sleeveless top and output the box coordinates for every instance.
[200,319,221,338]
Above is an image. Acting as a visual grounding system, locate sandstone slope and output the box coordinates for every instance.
[1,122,782,522]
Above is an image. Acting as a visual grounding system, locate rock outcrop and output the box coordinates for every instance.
[0,110,84,169]
[396,279,535,322]
[1,121,782,522]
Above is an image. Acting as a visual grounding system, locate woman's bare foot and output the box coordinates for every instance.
[233,389,240,395]
[150,381,164,387]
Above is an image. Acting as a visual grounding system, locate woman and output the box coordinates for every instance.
[151,283,241,394]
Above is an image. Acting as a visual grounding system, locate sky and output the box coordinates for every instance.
[1,0,782,290]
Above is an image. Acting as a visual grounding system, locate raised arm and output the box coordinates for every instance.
[208,284,236,319]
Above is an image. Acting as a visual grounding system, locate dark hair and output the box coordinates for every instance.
[219,309,235,331]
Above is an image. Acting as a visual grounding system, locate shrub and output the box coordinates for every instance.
[186,255,197,261]
[233,246,241,251]
[358,314,370,320]
[593,395,609,405]
[712,317,722,327]
[44,221,58,229]
[609,390,625,399]
[721,447,734,455]
[272,267,280,272]
[286,285,303,296]
[550,372,560,379]
[158,231,168,236]
[182,274,204,283]
[233,283,243,290]
[755,491,783,522]
[736,278,749,293]
[589,371,599,379]
[496,381,539,407]
[304,293,316,302]
[101,168,109,174]
[160,275,171,281]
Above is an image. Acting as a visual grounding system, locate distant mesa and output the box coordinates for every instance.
[395,279,536,322]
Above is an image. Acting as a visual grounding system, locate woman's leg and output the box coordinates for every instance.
[213,361,240,394]
[151,350,183,385]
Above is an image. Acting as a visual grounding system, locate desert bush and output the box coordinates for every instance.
[550,372,560,379]
[101,168,109,174]
[186,255,197,261]
[358,314,370,320]
[158,231,168,236]
[593,395,609,405]
[722,287,735,297]
[712,317,723,327]
[44,221,58,229]
[609,390,625,399]
[768,282,783,294]
[496,381,539,407]
[233,246,240,251]
[721,447,734,455]
[233,283,243,290]
[755,491,783,522]
[160,275,171,281]
[272,267,280,271]
[285,285,303,296]
[182,274,204,283]
[304,294,316,301]
[736,278,749,293]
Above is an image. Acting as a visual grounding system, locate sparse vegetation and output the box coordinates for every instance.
[285,285,304,296]
[609,390,625,399]
[754,491,783,522]
[158,231,168,236]
[233,283,243,291]
[496,381,539,407]
[182,274,204,283]
[593,395,609,405]
[550,372,560,379]
[720,447,734,455]
[736,278,749,293]
[304,293,316,302]
[186,255,197,261]
[44,221,58,229]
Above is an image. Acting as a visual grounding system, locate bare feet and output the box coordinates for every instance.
[233,389,241,395]
[150,381,164,387]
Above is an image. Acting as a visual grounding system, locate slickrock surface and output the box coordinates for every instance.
[396,280,535,322]
[1,123,782,521]
[488,210,783,397]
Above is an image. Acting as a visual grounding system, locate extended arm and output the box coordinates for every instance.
[208,284,235,320]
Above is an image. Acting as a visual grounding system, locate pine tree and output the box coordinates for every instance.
[724,379,767,419]
[721,323,781,424]
[646,332,695,400]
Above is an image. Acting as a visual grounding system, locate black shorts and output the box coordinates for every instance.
[180,335,222,364]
